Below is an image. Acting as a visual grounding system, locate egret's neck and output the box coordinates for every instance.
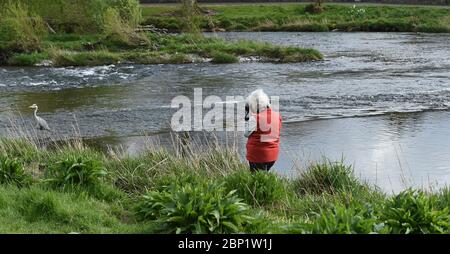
[34,108,38,118]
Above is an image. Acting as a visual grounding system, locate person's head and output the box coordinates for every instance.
[246,89,270,114]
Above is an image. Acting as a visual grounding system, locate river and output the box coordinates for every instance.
[1,32,450,193]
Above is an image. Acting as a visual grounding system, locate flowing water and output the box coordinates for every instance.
[1,32,450,193]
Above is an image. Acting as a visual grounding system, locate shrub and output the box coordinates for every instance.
[381,189,450,234]
[136,181,254,234]
[300,202,387,234]
[210,51,239,64]
[101,7,150,48]
[45,155,107,189]
[13,0,142,33]
[0,155,32,187]
[109,0,142,28]
[179,0,202,34]
[0,1,48,53]
[223,170,288,207]
[294,160,366,195]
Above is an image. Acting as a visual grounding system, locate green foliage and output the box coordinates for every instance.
[0,138,40,164]
[45,155,107,189]
[0,1,48,53]
[136,181,254,234]
[381,189,450,234]
[107,150,174,194]
[223,170,288,206]
[210,51,239,64]
[50,49,122,67]
[109,0,142,28]
[6,52,48,66]
[7,0,142,33]
[434,187,450,210]
[294,160,366,195]
[305,3,324,14]
[101,7,150,49]
[179,0,202,34]
[348,5,367,20]
[142,4,450,33]
[298,202,387,234]
[0,136,449,234]
[0,155,32,187]
[0,185,143,233]
[305,204,389,234]
[14,0,102,33]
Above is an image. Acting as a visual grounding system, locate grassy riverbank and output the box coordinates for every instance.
[0,1,322,67]
[142,3,450,32]
[0,135,449,234]
[4,33,322,67]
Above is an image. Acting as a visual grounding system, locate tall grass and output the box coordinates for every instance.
[0,0,142,33]
[0,120,448,233]
[0,155,32,187]
[109,0,142,28]
[293,159,368,195]
[223,170,289,207]
[101,7,150,49]
[179,0,202,34]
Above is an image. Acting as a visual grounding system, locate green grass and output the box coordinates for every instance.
[142,3,450,33]
[210,51,239,64]
[0,1,323,66]
[0,185,150,233]
[2,32,322,67]
[0,135,448,234]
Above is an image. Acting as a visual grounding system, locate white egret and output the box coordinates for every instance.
[29,104,51,131]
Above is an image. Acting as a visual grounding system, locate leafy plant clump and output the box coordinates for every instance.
[0,155,32,187]
[45,155,107,189]
[136,181,255,234]
[297,202,387,234]
[223,170,288,206]
[381,189,450,234]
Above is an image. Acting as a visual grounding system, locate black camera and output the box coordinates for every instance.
[245,103,250,121]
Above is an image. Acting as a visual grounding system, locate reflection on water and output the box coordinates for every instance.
[278,111,450,193]
[1,32,450,192]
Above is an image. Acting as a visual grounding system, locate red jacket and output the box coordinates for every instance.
[246,108,282,163]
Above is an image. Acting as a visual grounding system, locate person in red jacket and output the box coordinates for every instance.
[244,89,282,172]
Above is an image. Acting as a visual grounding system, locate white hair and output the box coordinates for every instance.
[246,89,270,114]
